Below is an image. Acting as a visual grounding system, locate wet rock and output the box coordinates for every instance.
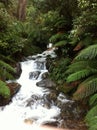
[35,57,46,69]
[7,82,21,97]
[36,78,56,88]
[0,95,10,106]
[14,62,22,78]
[29,71,41,80]
[57,100,85,122]
[41,72,49,79]
[26,95,39,107]
[42,121,59,127]
[45,90,58,102]
[0,82,21,106]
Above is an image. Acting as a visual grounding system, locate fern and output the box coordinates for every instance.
[0,60,15,73]
[67,68,97,83]
[86,116,97,130]
[89,94,97,107]
[85,94,97,130]
[49,33,67,43]
[0,80,10,98]
[54,40,67,47]
[0,54,15,64]
[66,60,97,74]
[75,44,97,60]
[73,77,97,100]
[50,57,71,84]
[85,105,97,130]
[0,60,16,80]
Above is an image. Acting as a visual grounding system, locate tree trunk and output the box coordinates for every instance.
[17,0,27,21]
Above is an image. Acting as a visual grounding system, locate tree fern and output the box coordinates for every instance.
[86,116,97,130]
[73,77,97,100]
[75,44,97,60]
[66,60,97,74]
[89,94,97,107]
[67,68,97,83]
[85,93,97,130]
[85,105,97,130]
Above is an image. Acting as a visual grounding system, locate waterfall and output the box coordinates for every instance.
[0,48,62,129]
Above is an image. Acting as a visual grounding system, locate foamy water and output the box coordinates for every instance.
[0,48,61,129]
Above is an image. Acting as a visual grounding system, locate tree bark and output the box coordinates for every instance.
[17,0,27,21]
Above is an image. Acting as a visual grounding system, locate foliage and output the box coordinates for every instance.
[75,44,97,60]
[85,104,97,130]
[70,0,97,49]
[66,44,97,100]
[0,80,10,98]
[50,57,71,84]
[85,93,97,130]
[49,33,68,43]
[89,94,97,107]
[0,60,16,80]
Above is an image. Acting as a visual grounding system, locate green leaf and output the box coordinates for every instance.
[54,40,67,47]
[66,60,97,74]
[89,94,97,107]
[67,69,95,82]
[73,77,97,100]
[75,44,97,60]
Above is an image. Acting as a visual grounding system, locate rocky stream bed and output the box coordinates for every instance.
[0,48,88,130]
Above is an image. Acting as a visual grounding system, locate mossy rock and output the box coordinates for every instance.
[0,80,10,99]
[0,81,21,106]
[56,82,75,94]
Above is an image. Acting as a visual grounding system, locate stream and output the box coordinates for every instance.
[0,47,85,130]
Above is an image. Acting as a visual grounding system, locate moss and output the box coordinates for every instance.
[56,83,75,94]
[0,80,10,98]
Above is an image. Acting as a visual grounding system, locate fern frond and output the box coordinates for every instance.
[67,69,96,83]
[89,94,97,107]
[0,54,15,64]
[0,60,15,73]
[49,33,66,43]
[73,77,97,100]
[86,105,97,121]
[85,105,97,128]
[54,40,67,47]
[66,60,97,74]
[86,116,97,130]
[0,60,16,80]
[85,104,97,130]
[88,124,97,130]
[75,44,97,60]
[87,116,97,126]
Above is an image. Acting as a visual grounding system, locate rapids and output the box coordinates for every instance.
[0,48,63,129]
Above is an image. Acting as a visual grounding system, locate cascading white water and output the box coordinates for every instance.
[0,48,62,129]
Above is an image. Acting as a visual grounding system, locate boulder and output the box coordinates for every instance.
[36,78,56,88]
[14,62,22,78]
[7,82,21,97]
[41,72,49,79]
[29,71,41,80]
[0,82,21,106]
